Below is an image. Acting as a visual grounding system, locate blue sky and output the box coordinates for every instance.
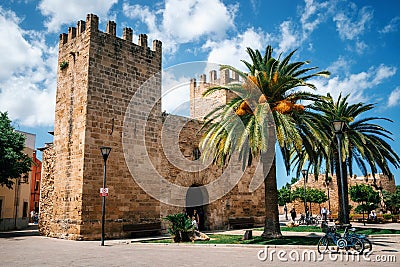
[1,0,400,187]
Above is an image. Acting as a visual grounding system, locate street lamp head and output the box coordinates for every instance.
[301,169,308,177]
[332,120,346,133]
[100,146,112,161]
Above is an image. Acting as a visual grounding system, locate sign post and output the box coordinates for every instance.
[100,188,109,197]
[100,147,111,246]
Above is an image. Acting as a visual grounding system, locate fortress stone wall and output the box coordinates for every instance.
[287,173,396,217]
[39,14,265,240]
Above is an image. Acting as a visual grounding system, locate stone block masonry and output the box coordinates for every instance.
[38,144,55,237]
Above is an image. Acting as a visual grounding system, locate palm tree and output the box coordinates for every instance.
[299,93,400,223]
[199,46,329,238]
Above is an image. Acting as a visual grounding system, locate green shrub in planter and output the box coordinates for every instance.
[383,214,392,222]
[164,213,194,242]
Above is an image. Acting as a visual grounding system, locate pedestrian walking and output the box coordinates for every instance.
[290,208,297,222]
[284,204,288,220]
[321,206,327,222]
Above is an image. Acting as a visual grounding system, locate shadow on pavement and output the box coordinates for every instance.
[0,225,40,239]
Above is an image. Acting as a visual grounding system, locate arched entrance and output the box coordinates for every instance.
[186,185,208,231]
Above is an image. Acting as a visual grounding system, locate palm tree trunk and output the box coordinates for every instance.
[335,158,350,224]
[261,156,282,239]
[362,201,366,226]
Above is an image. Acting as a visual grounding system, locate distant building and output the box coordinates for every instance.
[0,131,40,230]
[30,151,42,217]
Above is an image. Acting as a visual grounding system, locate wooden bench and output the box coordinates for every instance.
[351,214,368,222]
[328,213,338,222]
[350,214,384,223]
[122,222,161,236]
[228,217,254,229]
[368,214,384,224]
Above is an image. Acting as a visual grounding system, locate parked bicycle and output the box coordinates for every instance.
[344,227,372,253]
[317,223,364,254]
[297,214,320,226]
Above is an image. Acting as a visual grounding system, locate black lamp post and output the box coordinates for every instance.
[325,179,331,216]
[100,146,111,246]
[301,169,308,218]
[332,120,349,225]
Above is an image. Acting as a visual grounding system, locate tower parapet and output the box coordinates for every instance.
[86,13,99,33]
[106,20,116,36]
[138,33,148,48]
[123,27,133,42]
[57,14,162,55]
[77,20,86,35]
[190,69,240,119]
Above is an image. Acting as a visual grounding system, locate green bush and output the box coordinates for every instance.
[164,213,194,242]
[383,214,392,221]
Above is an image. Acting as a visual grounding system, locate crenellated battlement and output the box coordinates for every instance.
[190,69,240,119]
[58,14,162,53]
[190,69,240,88]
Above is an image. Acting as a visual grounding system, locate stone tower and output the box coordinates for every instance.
[190,69,239,119]
[45,14,162,240]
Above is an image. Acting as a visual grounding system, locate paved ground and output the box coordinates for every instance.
[1,222,399,266]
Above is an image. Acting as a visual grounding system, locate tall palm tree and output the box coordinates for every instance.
[296,93,400,223]
[199,46,329,238]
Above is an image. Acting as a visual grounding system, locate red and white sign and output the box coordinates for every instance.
[100,188,109,196]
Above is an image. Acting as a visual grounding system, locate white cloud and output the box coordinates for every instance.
[354,40,367,55]
[0,8,57,126]
[0,8,42,80]
[122,3,178,53]
[380,16,400,34]
[310,64,397,104]
[278,20,300,53]
[38,0,118,32]
[161,69,192,115]
[275,0,333,55]
[0,74,56,126]
[250,0,260,15]
[333,5,373,41]
[372,65,397,84]
[328,56,353,76]
[388,87,400,107]
[123,0,237,54]
[276,0,332,54]
[202,28,269,71]
[122,4,158,33]
[300,0,330,34]
[162,0,236,41]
